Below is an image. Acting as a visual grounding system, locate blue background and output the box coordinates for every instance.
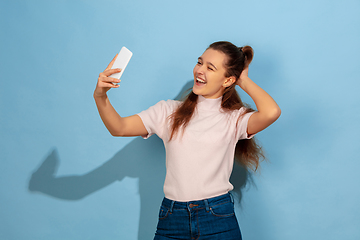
[1,0,360,239]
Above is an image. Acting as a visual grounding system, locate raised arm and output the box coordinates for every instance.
[94,55,148,137]
[237,67,281,136]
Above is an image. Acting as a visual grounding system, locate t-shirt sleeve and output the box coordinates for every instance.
[137,100,177,139]
[235,108,256,140]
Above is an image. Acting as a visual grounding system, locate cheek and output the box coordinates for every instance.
[193,65,198,75]
[210,73,226,85]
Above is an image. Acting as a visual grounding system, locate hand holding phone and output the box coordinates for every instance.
[109,46,133,80]
[94,47,133,97]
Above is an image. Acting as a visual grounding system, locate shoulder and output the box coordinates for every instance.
[227,106,250,117]
[227,106,255,123]
[139,99,181,116]
[164,99,182,108]
[153,99,181,112]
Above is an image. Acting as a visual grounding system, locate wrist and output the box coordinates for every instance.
[237,76,251,89]
[93,90,108,99]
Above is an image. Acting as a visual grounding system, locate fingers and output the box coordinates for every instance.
[95,55,122,95]
[98,72,121,87]
[99,82,120,88]
[98,76,121,84]
[240,67,249,78]
[97,77,121,89]
[105,54,118,71]
[100,68,122,77]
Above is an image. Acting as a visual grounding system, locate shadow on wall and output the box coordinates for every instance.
[28,80,255,239]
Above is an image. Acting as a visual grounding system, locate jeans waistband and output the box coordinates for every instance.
[161,192,234,213]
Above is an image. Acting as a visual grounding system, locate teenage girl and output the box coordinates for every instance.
[94,41,281,239]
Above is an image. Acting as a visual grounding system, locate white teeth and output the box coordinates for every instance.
[197,77,206,83]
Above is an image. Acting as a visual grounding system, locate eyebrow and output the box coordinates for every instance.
[198,57,217,70]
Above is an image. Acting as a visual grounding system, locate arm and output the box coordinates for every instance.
[237,67,281,136]
[94,55,148,137]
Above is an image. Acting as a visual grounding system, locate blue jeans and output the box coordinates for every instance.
[154,193,242,240]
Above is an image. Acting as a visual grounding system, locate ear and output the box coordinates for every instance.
[223,76,236,88]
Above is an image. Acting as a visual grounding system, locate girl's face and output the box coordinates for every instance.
[192,48,234,99]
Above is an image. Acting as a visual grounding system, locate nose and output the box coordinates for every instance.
[195,65,205,75]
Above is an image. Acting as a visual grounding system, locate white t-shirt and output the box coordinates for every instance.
[137,95,254,201]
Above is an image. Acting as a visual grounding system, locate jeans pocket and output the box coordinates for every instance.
[210,201,235,217]
[159,205,170,220]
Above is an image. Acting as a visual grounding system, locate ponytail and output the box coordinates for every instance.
[239,46,254,68]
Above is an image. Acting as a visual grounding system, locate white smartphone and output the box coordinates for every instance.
[110,46,133,80]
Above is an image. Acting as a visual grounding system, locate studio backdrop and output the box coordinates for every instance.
[1,0,359,239]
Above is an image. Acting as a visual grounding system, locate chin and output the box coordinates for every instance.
[192,88,201,96]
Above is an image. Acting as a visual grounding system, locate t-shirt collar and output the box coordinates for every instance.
[197,95,222,110]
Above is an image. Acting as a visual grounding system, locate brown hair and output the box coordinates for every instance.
[169,41,264,171]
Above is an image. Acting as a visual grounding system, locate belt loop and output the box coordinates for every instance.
[204,199,210,212]
[169,200,175,213]
[229,192,234,203]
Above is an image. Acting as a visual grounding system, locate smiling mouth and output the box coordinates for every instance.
[196,77,206,84]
